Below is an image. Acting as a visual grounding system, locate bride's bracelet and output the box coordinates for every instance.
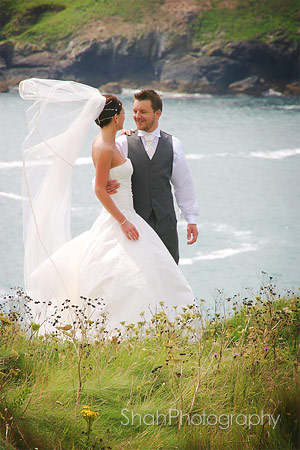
[120,219,127,226]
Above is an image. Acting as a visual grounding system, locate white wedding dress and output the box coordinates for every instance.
[29,158,195,329]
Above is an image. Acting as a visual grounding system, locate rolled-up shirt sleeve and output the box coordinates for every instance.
[171,136,199,224]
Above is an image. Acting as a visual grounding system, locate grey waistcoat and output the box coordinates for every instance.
[127,130,176,222]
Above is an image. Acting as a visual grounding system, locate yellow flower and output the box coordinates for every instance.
[80,406,99,420]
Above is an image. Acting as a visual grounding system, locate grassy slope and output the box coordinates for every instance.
[194,0,299,44]
[0,0,163,45]
[0,287,299,449]
[0,0,298,47]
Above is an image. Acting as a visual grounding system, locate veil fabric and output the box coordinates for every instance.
[19,78,106,300]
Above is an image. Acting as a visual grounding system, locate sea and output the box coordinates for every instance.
[1,88,299,310]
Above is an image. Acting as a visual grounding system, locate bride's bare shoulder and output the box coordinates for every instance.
[92,137,113,166]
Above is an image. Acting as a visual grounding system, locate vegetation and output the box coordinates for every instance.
[193,0,299,44]
[0,0,298,47]
[0,0,163,45]
[0,280,299,449]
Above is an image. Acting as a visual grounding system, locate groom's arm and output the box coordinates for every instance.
[171,137,199,245]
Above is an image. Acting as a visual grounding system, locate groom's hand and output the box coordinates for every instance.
[187,224,198,245]
[106,179,120,195]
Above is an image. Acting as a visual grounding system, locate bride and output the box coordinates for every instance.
[19,79,195,330]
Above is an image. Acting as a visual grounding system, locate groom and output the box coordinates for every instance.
[109,89,199,264]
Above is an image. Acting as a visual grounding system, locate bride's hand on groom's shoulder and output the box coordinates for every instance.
[121,220,139,241]
[120,129,135,136]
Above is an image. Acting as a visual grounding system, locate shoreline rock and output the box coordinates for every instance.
[0,70,9,93]
[0,33,299,96]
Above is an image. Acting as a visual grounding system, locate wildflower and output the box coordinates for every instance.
[213,352,218,358]
[81,406,99,443]
[81,405,99,421]
[234,352,239,358]
[264,346,269,351]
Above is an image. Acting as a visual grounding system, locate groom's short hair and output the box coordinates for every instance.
[134,89,162,113]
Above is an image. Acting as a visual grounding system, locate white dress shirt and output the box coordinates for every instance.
[116,127,199,224]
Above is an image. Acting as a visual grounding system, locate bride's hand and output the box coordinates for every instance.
[121,129,135,136]
[106,179,120,194]
[121,220,139,241]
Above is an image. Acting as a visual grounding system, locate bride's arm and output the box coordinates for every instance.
[94,144,139,241]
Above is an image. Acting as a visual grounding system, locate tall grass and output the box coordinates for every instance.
[0,281,299,449]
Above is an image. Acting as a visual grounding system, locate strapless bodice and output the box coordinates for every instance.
[108,158,134,211]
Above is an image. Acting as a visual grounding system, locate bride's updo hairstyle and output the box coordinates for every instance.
[95,94,122,128]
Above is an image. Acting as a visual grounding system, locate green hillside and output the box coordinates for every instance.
[0,0,298,47]
[194,0,299,44]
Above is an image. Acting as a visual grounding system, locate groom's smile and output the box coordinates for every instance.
[133,99,161,133]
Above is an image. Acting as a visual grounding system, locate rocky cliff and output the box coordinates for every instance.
[0,1,299,95]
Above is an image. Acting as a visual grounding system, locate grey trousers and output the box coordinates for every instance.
[146,210,179,264]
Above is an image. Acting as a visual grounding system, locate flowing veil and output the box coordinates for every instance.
[19,78,106,301]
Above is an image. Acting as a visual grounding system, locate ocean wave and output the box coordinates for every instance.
[185,154,206,160]
[186,152,232,160]
[179,220,262,266]
[277,105,300,111]
[0,157,93,169]
[179,243,258,265]
[186,148,300,161]
[178,221,254,241]
[179,258,194,265]
[0,192,96,212]
[195,243,258,261]
[0,160,52,169]
[121,88,211,99]
[0,160,23,169]
[0,191,22,201]
[1,147,299,170]
[248,148,300,159]
[262,89,282,97]
[76,156,93,165]
[209,223,253,240]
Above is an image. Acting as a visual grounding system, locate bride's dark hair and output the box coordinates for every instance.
[95,94,122,128]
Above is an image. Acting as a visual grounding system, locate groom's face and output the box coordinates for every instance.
[133,99,161,133]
